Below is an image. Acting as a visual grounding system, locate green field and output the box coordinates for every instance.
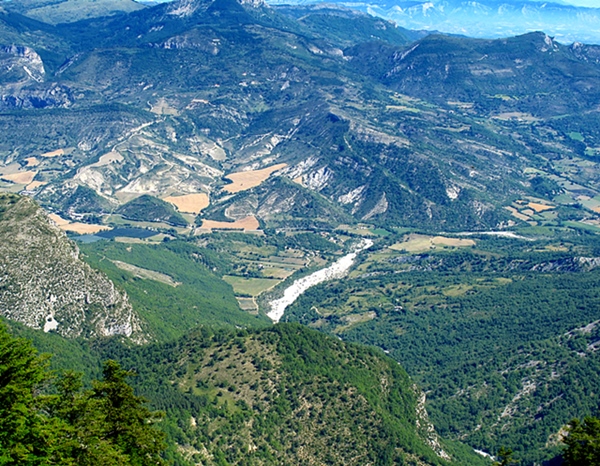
[223,276,281,297]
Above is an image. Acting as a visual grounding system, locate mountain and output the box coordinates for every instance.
[0,193,143,339]
[2,0,600,233]
[0,193,265,341]
[0,0,146,24]
[346,31,600,117]
[268,0,600,45]
[8,319,490,465]
[1,2,600,462]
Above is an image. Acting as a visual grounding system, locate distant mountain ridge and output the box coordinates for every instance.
[268,0,600,44]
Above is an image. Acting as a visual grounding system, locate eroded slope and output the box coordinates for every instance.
[0,193,143,339]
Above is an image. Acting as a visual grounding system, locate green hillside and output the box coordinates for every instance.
[80,240,269,340]
[117,195,189,227]
[282,231,600,464]
[3,320,491,465]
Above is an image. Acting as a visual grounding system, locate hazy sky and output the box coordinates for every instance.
[560,0,600,7]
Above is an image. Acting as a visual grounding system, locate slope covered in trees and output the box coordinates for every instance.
[1,320,492,465]
[282,231,600,464]
[0,322,166,465]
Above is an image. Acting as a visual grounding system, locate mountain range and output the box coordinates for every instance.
[1,0,600,464]
[1,0,600,234]
[269,0,600,45]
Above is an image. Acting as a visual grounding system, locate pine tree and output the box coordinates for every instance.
[91,360,167,466]
[0,323,61,465]
[0,323,167,465]
[562,416,600,466]
[50,370,129,465]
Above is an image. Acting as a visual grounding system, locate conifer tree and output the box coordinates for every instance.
[563,416,600,466]
[0,323,167,465]
[0,323,60,464]
[91,360,166,466]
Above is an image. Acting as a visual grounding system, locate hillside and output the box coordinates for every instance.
[9,320,489,465]
[1,1,600,464]
[0,193,143,339]
[117,194,188,226]
[2,0,600,234]
[282,230,600,463]
[80,239,269,340]
[0,0,145,24]
[0,194,266,341]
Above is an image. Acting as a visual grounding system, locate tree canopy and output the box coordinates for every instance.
[0,323,166,465]
[562,416,600,466]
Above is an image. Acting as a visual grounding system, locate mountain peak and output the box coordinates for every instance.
[167,0,205,17]
[167,0,263,17]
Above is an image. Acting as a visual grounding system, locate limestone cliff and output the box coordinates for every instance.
[0,194,143,340]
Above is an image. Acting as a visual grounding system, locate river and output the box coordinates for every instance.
[267,239,373,323]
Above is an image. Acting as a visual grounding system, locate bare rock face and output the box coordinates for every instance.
[0,194,144,340]
[0,45,45,81]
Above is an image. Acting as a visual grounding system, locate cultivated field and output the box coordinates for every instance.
[25,157,40,167]
[26,181,47,190]
[48,213,70,226]
[150,98,178,115]
[223,276,280,297]
[164,193,210,214]
[40,149,64,158]
[1,171,37,185]
[48,213,111,234]
[236,297,258,312]
[59,223,111,234]
[390,234,476,253]
[528,202,554,212]
[505,206,532,222]
[224,163,287,193]
[200,216,260,231]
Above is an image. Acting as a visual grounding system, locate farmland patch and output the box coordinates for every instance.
[164,193,210,214]
[223,163,287,193]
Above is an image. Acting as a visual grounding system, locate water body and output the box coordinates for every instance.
[73,228,158,243]
[267,239,373,323]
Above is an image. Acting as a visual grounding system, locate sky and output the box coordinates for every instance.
[559,0,600,6]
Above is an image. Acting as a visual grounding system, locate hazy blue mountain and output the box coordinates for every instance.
[268,0,600,44]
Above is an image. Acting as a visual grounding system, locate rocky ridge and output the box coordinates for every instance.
[0,194,143,340]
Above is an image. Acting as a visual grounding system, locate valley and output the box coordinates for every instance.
[1,0,600,464]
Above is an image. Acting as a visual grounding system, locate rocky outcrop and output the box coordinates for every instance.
[0,194,144,340]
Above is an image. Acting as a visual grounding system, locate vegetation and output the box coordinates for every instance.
[2,1,600,464]
[0,322,166,465]
[80,240,268,340]
[117,195,188,228]
[562,416,600,466]
[24,321,495,465]
[283,233,600,464]
[0,317,495,465]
